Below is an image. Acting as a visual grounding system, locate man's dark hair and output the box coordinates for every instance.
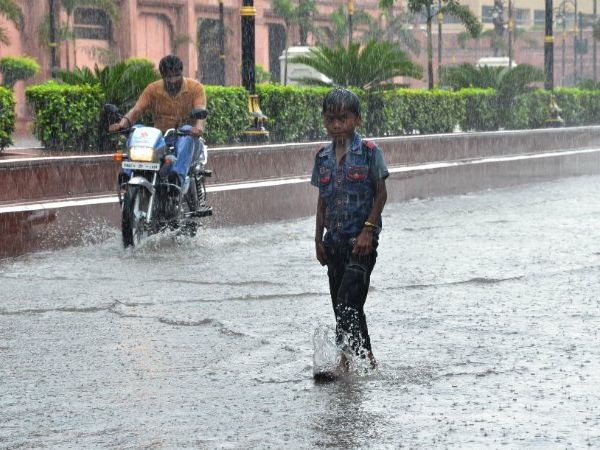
[159,55,183,76]
[322,88,361,117]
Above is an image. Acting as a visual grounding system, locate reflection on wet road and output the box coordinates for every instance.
[2,175,600,448]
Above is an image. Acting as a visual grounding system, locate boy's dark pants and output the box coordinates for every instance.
[325,240,377,358]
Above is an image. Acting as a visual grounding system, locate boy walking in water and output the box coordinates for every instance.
[311,88,388,371]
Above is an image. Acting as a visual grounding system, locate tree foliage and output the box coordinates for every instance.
[380,0,481,89]
[271,0,319,46]
[0,56,40,89]
[366,7,421,55]
[325,5,376,47]
[290,40,422,89]
[0,85,15,150]
[441,63,544,124]
[0,0,23,45]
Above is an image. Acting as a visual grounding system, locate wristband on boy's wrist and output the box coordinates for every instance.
[364,221,377,229]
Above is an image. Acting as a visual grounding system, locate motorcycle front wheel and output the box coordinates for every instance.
[122,186,150,248]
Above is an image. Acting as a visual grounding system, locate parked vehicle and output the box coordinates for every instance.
[105,104,212,248]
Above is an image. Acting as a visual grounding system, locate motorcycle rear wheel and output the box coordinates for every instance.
[122,186,150,248]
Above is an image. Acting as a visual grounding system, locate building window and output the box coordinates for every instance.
[534,10,545,27]
[515,8,530,26]
[74,8,111,40]
[482,6,494,23]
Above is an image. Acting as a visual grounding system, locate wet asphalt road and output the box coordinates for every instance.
[2,175,600,449]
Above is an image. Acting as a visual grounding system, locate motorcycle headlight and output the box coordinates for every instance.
[129,146,155,162]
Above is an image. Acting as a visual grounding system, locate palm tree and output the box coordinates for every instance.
[380,0,481,89]
[441,63,544,124]
[457,26,537,57]
[0,0,23,46]
[272,0,319,84]
[325,5,376,47]
[290,40,422,89]
[59,0,119,69]
[367,7,421,56]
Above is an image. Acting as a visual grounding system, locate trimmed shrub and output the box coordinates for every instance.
[458,88,498,131]
[0,86,15,150]
[0,56,40,89]
[256,84,330,142]
[204,85,248,145]
[577,89,600,125]
[370,89,465,135]
[553,88,584,126]
[25,82,104,152]
[23,79,600,152]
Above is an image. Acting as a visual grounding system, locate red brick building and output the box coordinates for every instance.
[0,0,598,128]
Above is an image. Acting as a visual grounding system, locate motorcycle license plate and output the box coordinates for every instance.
[122,161,160,171]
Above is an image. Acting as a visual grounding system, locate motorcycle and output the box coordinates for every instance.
[105,104,213,248]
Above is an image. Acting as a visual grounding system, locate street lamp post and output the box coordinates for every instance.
[218,0,226,85]
[546,0,565,126]
[492,0,505,57]
[241,0,268,140]
[508,0,513,67]
[545,0,554,90]
[578,12,583,78]
[48,0,58,78]
[594,0,597,80]
[556,10,566,85]
[437,0,443,83]
[241,0,255,93]
[573,0,578,82]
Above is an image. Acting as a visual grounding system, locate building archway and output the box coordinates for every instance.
[137,13,173,65]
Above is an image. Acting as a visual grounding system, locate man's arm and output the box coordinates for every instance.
[108,87,151,132]
[353,178,387,256]
[191,83,207,137]
[315,195,327,265]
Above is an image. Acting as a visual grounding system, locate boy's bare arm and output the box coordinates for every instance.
[353,178,387,255]
[367,178,387,225]
[315,195,327,265]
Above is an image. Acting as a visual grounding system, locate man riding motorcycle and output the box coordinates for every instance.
[109,55,207,209]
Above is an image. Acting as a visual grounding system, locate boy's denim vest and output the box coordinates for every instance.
[316,133,379,245]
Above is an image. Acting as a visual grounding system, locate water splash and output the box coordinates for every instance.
[312,324,340,376]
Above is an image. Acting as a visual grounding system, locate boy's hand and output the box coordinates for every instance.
[352,229,373,256]
[315,241,327,266]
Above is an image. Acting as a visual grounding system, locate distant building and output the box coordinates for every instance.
[0,0,597,126]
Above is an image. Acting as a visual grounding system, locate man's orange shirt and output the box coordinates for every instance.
[134,77,206,133]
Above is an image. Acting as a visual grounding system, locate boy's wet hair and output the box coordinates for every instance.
[159,55,184,76]
[322,88,361,118]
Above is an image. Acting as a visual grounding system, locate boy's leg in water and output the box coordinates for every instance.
[327,244,377,362]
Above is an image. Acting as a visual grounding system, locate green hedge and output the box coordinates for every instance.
[502,88,600,129]
[367,89,465,136]
[458,88,498,131]
[257,84,330,142]
[0,56,40,90]
[204,85,248,145]
[26,82,104,152]
[0,86,15,150]
[21,82,600,151]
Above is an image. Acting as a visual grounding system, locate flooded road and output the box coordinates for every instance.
[2,175,600,449]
